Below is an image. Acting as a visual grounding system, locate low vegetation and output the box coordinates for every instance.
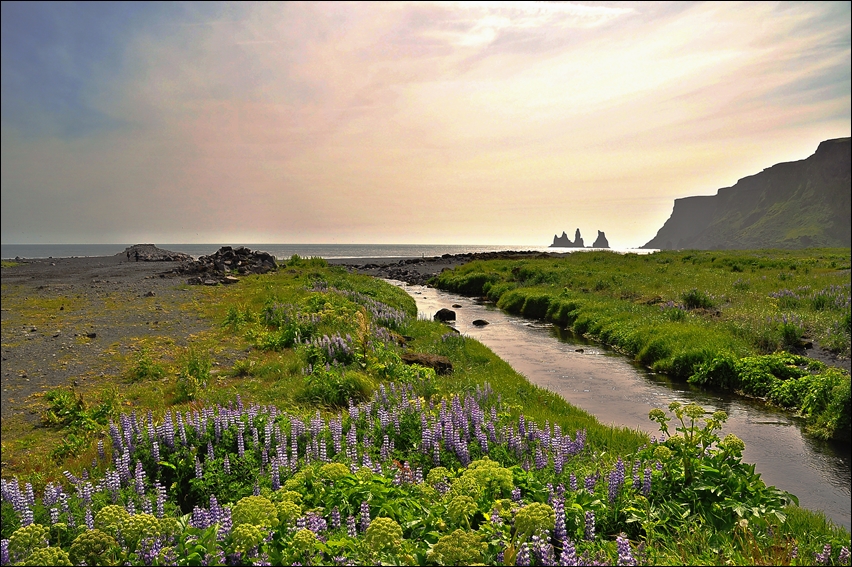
[434,248,851,441]
[1,255,850,565]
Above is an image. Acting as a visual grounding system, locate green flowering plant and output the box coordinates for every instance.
[7,523,49,564]
[231,523,268,554]
[94,504,130,538]
[458,458,514,501]
[120,513,161,549]
[447,495,478,529]
[643,402,798,540]
[319,462,351,482]
[231,495,280,529]
[275,500,302,529]
[20,546,72,566]
[427,528,486,566]
[364,517,404,553]
[513,502,555,542]
[69,529,119,567]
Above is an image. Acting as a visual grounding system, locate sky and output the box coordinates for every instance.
[1,1,849,249]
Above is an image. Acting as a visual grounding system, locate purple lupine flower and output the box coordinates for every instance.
[195,456,203,479]
[98,439,106,462]
[50,507,60,525]
[533,534,555,566]
[815,544,832,565]
[359,501,371,532]
[152,441,160,464]
[347,515,357,537]
[516,542,531,566]
[559,539,578,566]
[617,533,637,566]
[142,495,153,516]
[1,539,9,566]
[224,454,231,475]
[331,507,341,529]
[271,459,280,491]
[585,474,596,494]
[85,506,94,530]
[569,473,577,492]
[584,510,595,541]
[135,461,147,496]
[554,498,566,542]
[838,546,849,565]
[127,499,136,516]
[512,487,522,502]
[209,495,222,525]
[154,481,166,518]
[643,468,652,497]
[237,430,245,458]
[218,507,233,541]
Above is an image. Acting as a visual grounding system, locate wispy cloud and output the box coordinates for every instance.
[1,1,849,246]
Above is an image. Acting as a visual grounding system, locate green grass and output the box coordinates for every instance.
[435,248,851,440]
[1,259,849,565]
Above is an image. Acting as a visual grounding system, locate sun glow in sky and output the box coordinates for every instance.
[2,1,849,248]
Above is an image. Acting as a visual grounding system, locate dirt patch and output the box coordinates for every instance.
[1,256,211,423]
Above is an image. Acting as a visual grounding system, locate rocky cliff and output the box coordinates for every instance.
[642,138,851,250]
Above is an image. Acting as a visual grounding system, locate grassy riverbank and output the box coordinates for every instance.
[1,257,849,565]
[434,248,851,442]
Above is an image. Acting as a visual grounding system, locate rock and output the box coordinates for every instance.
[452,304,462,308]
[86,332,97,339]
[575,348,584,353]
[144,291,156,297]
[472,319,489,326]
[434,308,456,322]
[550,228,592,248]
[121,244,192,262]
[203,279,218,286]
[401,352,453,374]
[173,246,278,284]
[592,231,610,248]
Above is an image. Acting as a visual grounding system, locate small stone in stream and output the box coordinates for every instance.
[472,319,489,326]
[575,348,584,353]
[434,308,456,322]
[452,304,462,308]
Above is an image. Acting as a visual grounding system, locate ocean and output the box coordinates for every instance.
[1,243,648,261]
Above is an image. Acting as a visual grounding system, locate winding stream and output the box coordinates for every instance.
[394,282,852,530]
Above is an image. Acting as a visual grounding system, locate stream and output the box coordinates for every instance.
[394,281,852,530]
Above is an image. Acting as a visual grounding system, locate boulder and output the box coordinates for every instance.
[434,308,456,322]
[401,352,453,375]
[171,246,278,285]
[472,319,489,327]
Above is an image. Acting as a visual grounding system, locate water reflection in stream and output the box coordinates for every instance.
[395,282,851,530]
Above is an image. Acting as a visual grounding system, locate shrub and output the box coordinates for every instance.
[681,289,715,310]
[128,348,165,382]
[175,346,211,403]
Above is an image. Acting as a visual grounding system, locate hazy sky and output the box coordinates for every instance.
[2,1,849,248]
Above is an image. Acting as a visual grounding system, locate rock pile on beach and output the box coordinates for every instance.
[122,244,192,262]
[172,246,278,285]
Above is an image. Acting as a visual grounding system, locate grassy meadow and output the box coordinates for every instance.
[434,248,851,441]
[0,255,850,565]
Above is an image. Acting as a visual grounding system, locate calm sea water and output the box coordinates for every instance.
[1,243,642,261]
